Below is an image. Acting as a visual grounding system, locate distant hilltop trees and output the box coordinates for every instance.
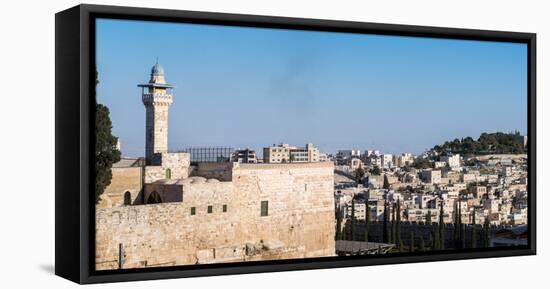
[431,131,526,156]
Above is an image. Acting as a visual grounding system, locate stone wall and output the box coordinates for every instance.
[192,162,234,181]
[144,152,190,183]
[96,162,336,270]
[97,167,142,209]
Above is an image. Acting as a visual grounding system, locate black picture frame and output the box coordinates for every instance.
[55,4,536,284]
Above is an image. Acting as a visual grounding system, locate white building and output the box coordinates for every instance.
[441,154,461,168]
[421,169,441,184]
[381,154,393,168]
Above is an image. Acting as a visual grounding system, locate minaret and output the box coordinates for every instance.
[138,61,174,165]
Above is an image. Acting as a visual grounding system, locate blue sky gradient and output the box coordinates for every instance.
[96,18,527,157]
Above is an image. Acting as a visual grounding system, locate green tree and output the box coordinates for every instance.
[458,203,462,249]
[391,204,396,244]
[413,157,433,169]
[95,104,121,204]
[336,206,343,240]
[483,217,491,248]
[370,165,381,176]
[350,198,356,241]
[434,228,440,250]
[396,199,402,246]
[410,231,415,253]
[471,209,477,248]
[364,198,370,242]
[383,174,391,190]
[453,202,460,248]
[383,201,389,243]
[426,210,432,223]
[438,202,445,250]
[355,166,366,185]
[419,234,425,252]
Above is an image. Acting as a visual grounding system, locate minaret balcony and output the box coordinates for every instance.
[142,93,173,105]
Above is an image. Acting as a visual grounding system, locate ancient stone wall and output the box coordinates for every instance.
[97,167,142,209]
[144,152,190,183]
[96,162,336,270]
[192,162,234,181]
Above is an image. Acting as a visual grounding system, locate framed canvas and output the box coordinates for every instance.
[55,4,536,284]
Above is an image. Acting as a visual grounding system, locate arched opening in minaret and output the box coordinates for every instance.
[147,191,162,204]
[165,168,171,179]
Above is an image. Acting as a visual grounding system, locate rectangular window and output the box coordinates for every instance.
[207,205,213,213]
[261,201,268,216]
[222,204,227,212]
[190,207,196,215]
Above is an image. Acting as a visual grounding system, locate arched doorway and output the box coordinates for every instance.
[123,191,132,206]
[147,191,162,204]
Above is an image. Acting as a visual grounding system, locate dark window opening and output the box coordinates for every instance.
[190,207,196,215]
[123,191,131,206]
[207,205,213,213]
[147,191,162,204]
[261,201,269,216]
[222,204,227,212]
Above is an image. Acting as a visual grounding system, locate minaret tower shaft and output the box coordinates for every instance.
[138,61,174,165]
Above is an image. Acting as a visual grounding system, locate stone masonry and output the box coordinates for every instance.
[96,162,336,270]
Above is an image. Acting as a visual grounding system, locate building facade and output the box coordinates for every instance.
[263,143,322,163]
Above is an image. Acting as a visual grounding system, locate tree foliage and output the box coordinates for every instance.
[95,73,121,204]
[383,174,391,190]
[369,165,381,175]
[355,167,365,185]
[412,157,433,169]
[438,202,445,250]
[432,132,525,156]
[471,209,477,248]
[350,198,356,241]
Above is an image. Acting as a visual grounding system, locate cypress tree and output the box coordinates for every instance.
[458,202,462,249]
[391,203,396,245]
[94,71,122,204]
[453,202,459,248]
[426,210,432,223]
[438,202,445,250]
[383,174,390,190]
[383,201,389,243]
[410,231,415,253]
[351,198,356,241]
[365,198,370,242]
[396,199,402,247]
[419,234,425,252]
[336,206,342,240]
[434,228,440,250]
[471,209,477,248]
[483,217,491,248]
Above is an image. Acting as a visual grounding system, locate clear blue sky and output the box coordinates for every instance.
[96,18,527,158]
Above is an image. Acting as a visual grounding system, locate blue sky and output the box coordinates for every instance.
[96,18,527,158]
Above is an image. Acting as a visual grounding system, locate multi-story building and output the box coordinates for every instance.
[232,148,258,163]
[441,153,461,168]
[263,143,322,163]
[421,169,441,184]
[381,154,393,168]
[394,153,414,167]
